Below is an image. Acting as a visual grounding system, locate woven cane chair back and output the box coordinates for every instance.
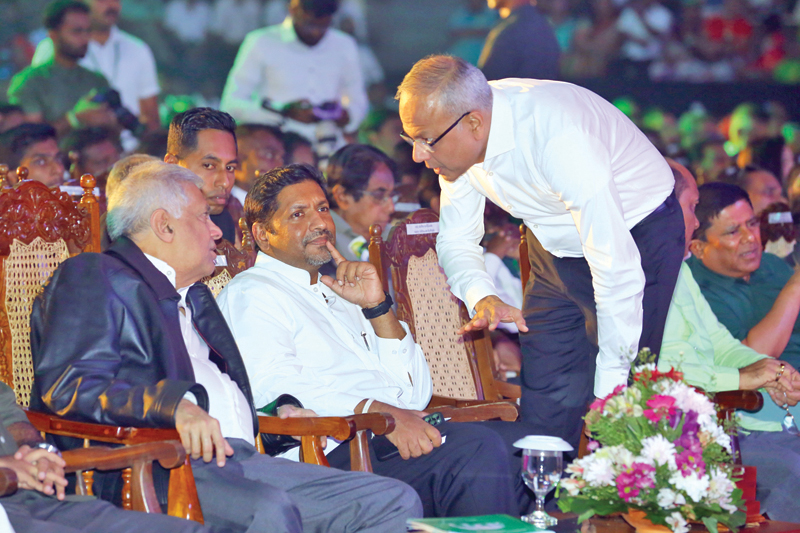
[0,178,101,406]
[369,209,502,402]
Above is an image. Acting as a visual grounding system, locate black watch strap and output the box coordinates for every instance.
[362,292,393,319]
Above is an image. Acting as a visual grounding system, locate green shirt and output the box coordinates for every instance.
[687,253,800,370]
[7,59,109,124]
[659,262,799,432]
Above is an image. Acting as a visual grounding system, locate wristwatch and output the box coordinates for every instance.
[33,442,62,457]
[362,292,393,319]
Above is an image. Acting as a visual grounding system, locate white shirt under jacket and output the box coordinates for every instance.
[437,78,673,398]
[143,254,255,445]
[216,252,432,454]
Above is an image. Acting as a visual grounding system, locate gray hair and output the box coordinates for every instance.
[105,154,158,199]
[395,55,493,115]
[106,161,204,241]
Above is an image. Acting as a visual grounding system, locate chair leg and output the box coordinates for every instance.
[131,460,162,513]
[167,457,204,523]
[349,431,373,473]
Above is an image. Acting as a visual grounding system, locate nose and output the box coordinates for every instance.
[741,224,757,242]
[209,219,223,241]
[411,144,429,164]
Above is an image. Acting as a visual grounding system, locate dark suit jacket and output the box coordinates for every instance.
[30,237,298,453]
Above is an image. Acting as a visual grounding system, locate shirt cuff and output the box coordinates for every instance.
[182,391,198,404]
[464,280,501,315]
[594,365,630,398]
[712,367,741,392]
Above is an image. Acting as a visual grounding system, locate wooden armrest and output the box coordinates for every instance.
[258,413,395,442]
[495,381,521,400]
[0,468,17,497]
[62,441,186,473]
[427,395,500,408]
[713,390,764,415]
[436,403,519,422]
[26,411,180,445]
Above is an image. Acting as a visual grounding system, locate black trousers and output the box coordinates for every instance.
[327,420,540,518]
[519,192,684,450]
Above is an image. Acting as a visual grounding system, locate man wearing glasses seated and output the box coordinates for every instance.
[396,54,684,450]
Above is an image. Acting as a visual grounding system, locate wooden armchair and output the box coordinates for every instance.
[368,209,517,421]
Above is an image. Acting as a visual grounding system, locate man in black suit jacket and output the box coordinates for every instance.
[30,160,421,533]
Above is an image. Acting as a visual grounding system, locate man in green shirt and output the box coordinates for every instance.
[7,0,118,134]
[687,182,800,372]
[659,162,800,521]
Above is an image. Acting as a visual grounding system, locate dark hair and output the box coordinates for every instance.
[0,123,57,169]
[245,163,326,242]
[167,107,237,159]
[60,127,120,159]
[694,182,753,240]
[759,202,796,247]
[44,0,90,30]
[326,144,396,208]
[236,123,284,145]
[672,165,689,200]
[135,129,169,157]
[750,137,785,182]
[299,0,339,17]
[282,131,314,164]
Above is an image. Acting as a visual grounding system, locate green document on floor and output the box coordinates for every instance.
[407,514,553,533]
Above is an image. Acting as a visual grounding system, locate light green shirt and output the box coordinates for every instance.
[659,262,799,432]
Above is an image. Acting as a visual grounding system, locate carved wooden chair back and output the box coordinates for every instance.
[369,209,506,403]
[201,219,257,297]
[0,176,101,407]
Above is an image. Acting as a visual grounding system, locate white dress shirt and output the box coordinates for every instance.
[438,79,673,398]
[163,0,211,43]
[231,185,248,206]
[143,253,254,445]
[32,26,160,117]
[216,252,432,436]
[220,17,368,143]
[209,0,263,45]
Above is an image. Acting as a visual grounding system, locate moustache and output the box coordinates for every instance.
[302,230,333,246]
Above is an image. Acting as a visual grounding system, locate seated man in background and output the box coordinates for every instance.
[325,144,396,261]
[7,0,118,135]
[218,164,536,518]
[30,160,421,532]
[60,126,122,181]
[733,165,787,216]
[687,182,800,371]
[0,123,65,187]
[660,160,800,522]
[165,108,240,244]
[0,381,208,533]
[232,124,285,205]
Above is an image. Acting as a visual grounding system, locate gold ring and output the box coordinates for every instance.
[777,363,786,381]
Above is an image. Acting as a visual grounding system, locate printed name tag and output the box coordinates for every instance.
[214,255,228,267]
[406,222,439,235]
[59,185,101,196]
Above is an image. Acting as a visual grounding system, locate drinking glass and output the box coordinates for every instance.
[513,435,573,528]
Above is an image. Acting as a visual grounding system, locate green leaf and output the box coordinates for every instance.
[702,516,719,533]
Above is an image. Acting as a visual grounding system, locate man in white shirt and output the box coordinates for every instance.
[396,55,684,449]
[30,160,421,532]
[217,164,535,518]
[220,0,368,160]
[32,0,161,134]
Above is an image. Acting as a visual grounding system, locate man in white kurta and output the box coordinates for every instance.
[397,55,685,449]
[218,164,535,518]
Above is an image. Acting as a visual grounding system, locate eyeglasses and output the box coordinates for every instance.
[361,187,394,204]
[399,111,472,154]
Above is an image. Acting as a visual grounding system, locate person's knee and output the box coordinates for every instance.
[444,423,511,471]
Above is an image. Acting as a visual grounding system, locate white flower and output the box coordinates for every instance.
[639,435,678,470]
[657,488,686,509]
[600,444,635,467]
[697,414,733,454]
[581,455,616,487]
[669,471,710,502]
[634,363,657,373]
[560,477,586,496]
[707,467,738,513]
[661,382,715,417]
[666,511,689,533]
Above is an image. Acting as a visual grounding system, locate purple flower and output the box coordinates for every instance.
[615,463,656,501]
[676,449,706,477]
[675,411,703,452]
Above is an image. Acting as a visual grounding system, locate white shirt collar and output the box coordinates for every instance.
[143,252,177,288]
[481,85,516,164]
[279,16,331,48]
[254,251,318,289]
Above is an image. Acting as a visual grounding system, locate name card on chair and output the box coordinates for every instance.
[406,222,439,236]
[214,255,228,267]
[59,185,101,197]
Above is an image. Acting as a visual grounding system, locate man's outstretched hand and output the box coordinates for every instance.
[175,399,234,467]
[458,295,528,335]
[320,242,385,308]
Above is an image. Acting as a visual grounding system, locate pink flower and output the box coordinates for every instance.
[586,440,600,451]
[589,398,606,412]
[615,463,656,502]
[676,449,706,477]
[643,395,677,423]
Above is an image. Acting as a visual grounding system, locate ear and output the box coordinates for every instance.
[466,111,486,140]
[331,184,353,209]
[689,238,705,259]
[150,208,175,243]
[164,153,178,164]
[251,222,271,253]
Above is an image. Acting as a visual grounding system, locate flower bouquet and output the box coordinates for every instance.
[557,361,746,533]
